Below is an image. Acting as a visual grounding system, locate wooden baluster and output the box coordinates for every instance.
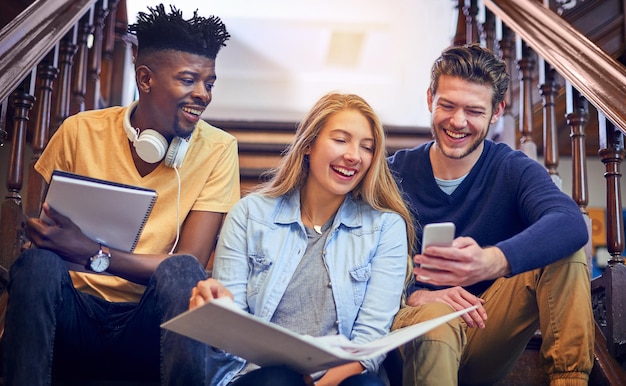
[85,0,109,111]
[498,25,515,115]
[0,101,8,288]
[464,0,482,45]
[0,98,7,285]
[108,1,132,107]
[0,75,36,272]
[51,29,79,135]
[483,9,497,52]
[538,63,562,188]
[516,41,537,159]
[100,0,120,107]
[0,102,7,148]
[566,88,590,213]
[70,10,95,115]
[592,116,625,360]
[566,87,592,271]
[453,0,467,46]
[482,9,504,141]
[25,50,59,219]
[493,24,516,147]
[598,119,625,266]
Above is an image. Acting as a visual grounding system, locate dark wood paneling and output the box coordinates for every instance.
[0,0,33,29]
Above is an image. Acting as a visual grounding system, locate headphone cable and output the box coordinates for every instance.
[168,166,182,254]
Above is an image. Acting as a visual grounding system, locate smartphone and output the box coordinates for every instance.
[421,222,455,253]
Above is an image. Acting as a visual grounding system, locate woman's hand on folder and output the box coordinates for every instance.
[189,278,234,310]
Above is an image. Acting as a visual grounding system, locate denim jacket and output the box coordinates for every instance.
[209,190,408,385]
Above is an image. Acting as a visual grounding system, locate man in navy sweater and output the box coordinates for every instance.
[388,44,593,386]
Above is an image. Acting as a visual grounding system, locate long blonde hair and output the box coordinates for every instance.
[257,92,415,273]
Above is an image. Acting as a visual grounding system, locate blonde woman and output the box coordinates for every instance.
[191,92,414,386]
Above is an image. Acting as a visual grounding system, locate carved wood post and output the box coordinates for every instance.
[493,24,516,148]
[566,87,592,271]
[483,9,497,52]
[0,103,7,148]
[464,0,482,44]
[25,51,59,219]
[498,25,515,116]
[0,77,36,272]
[85,0,109,111]
[516,41,537,158]
[453,0,467,46]
[0,101,7,288]
[108,1,132,107]
[592,117,625,362]
[598,121,625,265]
[52,30,79,135]
[70,10,95,115]
[538,64,561,187]
[566,89,589,213]
[99,0,120,107]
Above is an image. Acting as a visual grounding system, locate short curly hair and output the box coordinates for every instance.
[128,3,230,60]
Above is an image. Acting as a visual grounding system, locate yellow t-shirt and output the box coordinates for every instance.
[35,104,240,302]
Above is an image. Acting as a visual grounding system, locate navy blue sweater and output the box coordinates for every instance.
[388,140,588,296]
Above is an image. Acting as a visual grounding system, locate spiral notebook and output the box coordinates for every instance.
[41,170,157,257]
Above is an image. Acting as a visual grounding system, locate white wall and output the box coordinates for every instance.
[126,0,457,128]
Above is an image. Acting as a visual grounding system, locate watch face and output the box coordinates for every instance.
[90,253,110,273]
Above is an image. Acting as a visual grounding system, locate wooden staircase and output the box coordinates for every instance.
[0,0,625,385]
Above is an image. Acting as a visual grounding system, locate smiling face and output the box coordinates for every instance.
[428,75,504,164]
[134,50,217,139]
[303,109,374,202]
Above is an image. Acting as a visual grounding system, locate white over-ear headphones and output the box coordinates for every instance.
[123,101,189,168]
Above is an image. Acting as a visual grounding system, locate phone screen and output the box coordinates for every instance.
[421,222,455,253]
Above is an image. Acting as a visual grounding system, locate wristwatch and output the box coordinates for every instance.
[88,244,111,273]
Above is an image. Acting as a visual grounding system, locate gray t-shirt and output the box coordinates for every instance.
[271,218,338,337]
[231,218,339,383]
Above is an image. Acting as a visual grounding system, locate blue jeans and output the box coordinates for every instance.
[3,249,212,386]
[230,365,385,386]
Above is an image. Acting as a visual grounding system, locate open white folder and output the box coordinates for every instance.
[162,297,477,374]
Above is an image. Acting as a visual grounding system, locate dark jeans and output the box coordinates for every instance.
[3,249,211,386]
[231,365,385,386]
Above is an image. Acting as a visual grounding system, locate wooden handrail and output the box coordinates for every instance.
[485,0,626,136]
[0,0,97,103]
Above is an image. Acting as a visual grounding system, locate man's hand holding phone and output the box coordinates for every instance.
[415,223,509,287]
[411,222,488,328]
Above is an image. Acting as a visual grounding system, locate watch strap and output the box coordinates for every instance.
[99,244,111,257]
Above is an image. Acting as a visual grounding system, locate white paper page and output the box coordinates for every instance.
[162,297,477,373]
[314,305,478,357]
[42,171,157,252]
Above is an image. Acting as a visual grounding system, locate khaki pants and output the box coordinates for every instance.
[392,249,594,386]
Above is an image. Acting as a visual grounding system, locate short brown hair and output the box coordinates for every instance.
[430,44,510,110]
